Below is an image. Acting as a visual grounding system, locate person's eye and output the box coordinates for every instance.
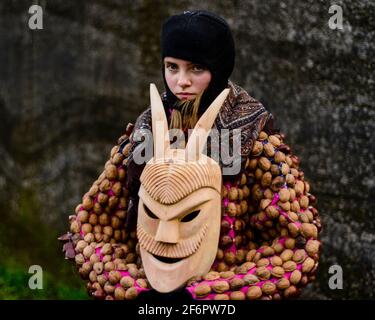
[192,65,206,72]
[166,64,178,72]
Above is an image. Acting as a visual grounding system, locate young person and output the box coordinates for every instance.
[61,10,321,301]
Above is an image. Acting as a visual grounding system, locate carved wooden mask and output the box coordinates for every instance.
[137,84,229,293]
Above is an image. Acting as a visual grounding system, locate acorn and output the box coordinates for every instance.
[79,261,92,279]
[230,291,245,300]
[274,151,286,163]
[263,188,273,200]
[112,151,124,165]
[264,143,275,157]
[230,277,245,290]
[246,249,257,262]
[75,253,85,265]
[270,164,280,176]
[127,265,139,278]
[84,233,95,244]
[136,279,148,289]
[262,282,276,295]
[291,200,300,213]
[224,251,236,265]
[271,176,285,192]
[118,167,126,181]
[279,188,290,202]
[243,274,260,285]
[251,184,263,201]
[251,141,263,156]
[293,249,307,264]
[290,270,302,285]
[240,200,248,215]
[302,257,315,273]
[112,182,122,197]
[115,210,126,220]
[216,262,229,272]
[120,276,135,288]
[306,240,320,256]
[88,213,98,226]
[276,278,290,290]
[299,195,309,209]
[271,266,285,278]
[76,240,88,253]
[103,226,113,237]
[301,223,318,239]
[288,223,300,237]
[112,287,126,300]
[246,286,262,300]
[77,210,89,223]
[269,135,281,147]
[283,261,297,272]
[227,203,237,217]
[90,253,100,264]
[214,294,230,300]
[261,172,272,188]
[212,280,230,293]
[280,249,294,262]
[280,163,290,175]
[235,250,247,264]
[290,168,299,178]
[103,261,115,273]
[220,271,235,279]
[70,220,80,234]
[89,270,97,283]
[259,157,271,171]
[105,164,117,180]
[194,283,211,298]
[228,187,239,201]
[254,167,263,181]
[266,206,279,219]
[278,201,290,212]
[258,131,268,140]
[256,266,271,280]
[83,245,95,258]
[109,196,119,209]
[256,258,270,268]
[99,179,111,193]
[294,180,305,196]
[97,193,108,206]
[284,285,298,298]
[242,185,250,198]
[270,256,283,267]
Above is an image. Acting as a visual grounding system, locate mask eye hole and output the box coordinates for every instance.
[181,210,200,223]
[144,204,158,219]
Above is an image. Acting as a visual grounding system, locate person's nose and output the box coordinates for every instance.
[177,71,191,88]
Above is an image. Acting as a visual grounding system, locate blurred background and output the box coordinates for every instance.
[0,0,374,299]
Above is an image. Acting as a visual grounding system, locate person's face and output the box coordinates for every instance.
[164,57,212,101]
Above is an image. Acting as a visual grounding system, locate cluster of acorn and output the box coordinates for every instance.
[191,235,320,300]
[190,131,321,300]
[63,124,151,300]
[244,131,321,243]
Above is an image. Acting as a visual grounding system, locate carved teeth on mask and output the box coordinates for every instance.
[137,223,208,259]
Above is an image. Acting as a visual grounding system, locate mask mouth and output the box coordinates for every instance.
[152,254,184,264]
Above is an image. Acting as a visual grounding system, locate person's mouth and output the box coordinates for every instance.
[177,92,195,96]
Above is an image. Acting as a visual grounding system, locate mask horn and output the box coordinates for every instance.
[185,88,230,161]
[150,83,170,159]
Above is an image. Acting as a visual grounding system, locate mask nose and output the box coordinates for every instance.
[154,220,179,244]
